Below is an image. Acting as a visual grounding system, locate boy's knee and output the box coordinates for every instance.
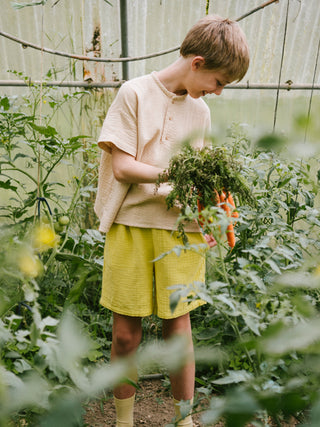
[113,329,142,355]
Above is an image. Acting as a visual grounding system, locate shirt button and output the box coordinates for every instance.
[168,116,172,121]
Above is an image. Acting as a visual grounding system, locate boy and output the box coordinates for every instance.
[94,15,249,427]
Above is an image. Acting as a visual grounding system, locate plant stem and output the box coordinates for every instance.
[41,146,65,184]
[3,165,38,185]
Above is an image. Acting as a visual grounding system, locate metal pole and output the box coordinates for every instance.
[0,80,319,90]
[226,83,320,90]
[0,80,123,88]
[119,0,129,80]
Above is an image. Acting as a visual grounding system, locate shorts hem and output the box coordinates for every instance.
[158,300,207,319]
[100,298,207,319]
[100,298,153,318]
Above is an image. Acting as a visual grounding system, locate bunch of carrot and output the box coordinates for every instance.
[197,190,239,249]
[155,144,255,246]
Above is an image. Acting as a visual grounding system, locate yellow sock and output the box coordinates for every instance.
[114,395,135,427]
[174,398,193,427]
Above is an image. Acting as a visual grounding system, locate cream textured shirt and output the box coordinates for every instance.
[94,72,211,233]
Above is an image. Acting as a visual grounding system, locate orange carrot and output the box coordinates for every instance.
[197,190,236,249]
[226,223,236,249]
[227,193,239,219]
[219,191,236,249]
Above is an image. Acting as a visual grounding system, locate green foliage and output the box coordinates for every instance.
[183,126,320,425]
[157,143,256,212]
[0,89,92,225]
[156,143,256,244]
[155,124,320,424]
[0,89,110,425]
[0,85,104,335]
[1,82,320,426]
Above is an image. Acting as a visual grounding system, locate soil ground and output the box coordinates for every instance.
[83,378,209,426]
[83,378,300,427]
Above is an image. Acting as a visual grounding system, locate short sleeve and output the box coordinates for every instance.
[98,82,138,157]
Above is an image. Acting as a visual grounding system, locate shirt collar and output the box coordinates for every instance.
[151,71,188,102]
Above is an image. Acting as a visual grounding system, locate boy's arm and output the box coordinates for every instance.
[111,145,165,184]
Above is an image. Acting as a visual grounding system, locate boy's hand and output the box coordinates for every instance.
[204,234,217,248]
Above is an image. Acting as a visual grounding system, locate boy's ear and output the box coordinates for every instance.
[191,56,206,70]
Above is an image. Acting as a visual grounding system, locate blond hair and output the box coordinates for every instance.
[180,15,249,82]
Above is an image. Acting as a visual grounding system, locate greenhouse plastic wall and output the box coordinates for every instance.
[0,0,319,136]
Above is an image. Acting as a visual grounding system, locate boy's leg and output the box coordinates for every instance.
[111,312,142,398]
[111,313,142,427]
[162,313,195,427]
[162,312,195,400]
[163,313,194,426]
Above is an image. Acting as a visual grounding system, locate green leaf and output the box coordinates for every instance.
[82,229,105,245]
[87,348,103,362]
[207,281,229,291]
[13,153,31,161]
[195,327,221,340]
[277,176,292,188]
[14,359,32,373]
[66,271,90,305]
[262,318,320,355]
[243,248,260,257]
[224,389,259,427]
[212,370,253,385]
[202,396,225,425]
[38,396,85,427]
[0,97,10,111]
[172,246,183,256]
[174,399,193,420]
[264,259,281,274]
[169,292,181,314]
[68,135,89,143]
[256,133,286,152]
[241,308,261,335]
[40,316,59,330]
[274,271,320,289]
[308,398,320,427]
[0,180,17,191]
[30,321,40,346]
[29,122,58,137]
[215,294,237,312]
[196,291,213,304]
[1,370,50,411]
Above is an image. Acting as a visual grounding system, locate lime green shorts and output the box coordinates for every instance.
[100,224,207,319]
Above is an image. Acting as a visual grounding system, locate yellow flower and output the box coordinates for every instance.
[19,252,42,278]
[314,265,320,276]
[256,302,261,309]
[33,224,58,252]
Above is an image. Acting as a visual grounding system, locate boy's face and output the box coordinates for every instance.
[187,57,231,99]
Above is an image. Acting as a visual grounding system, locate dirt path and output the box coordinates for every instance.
[83,378,299,427]
[83,378,211,426]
